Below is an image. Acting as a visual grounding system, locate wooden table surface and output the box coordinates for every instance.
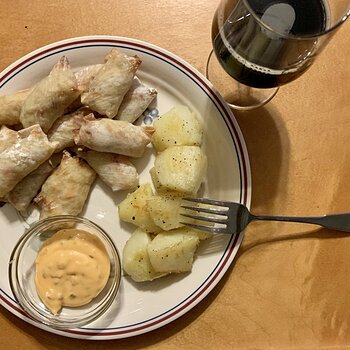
[1,1,350,349]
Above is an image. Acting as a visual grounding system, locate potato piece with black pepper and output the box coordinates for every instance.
[154,146,207,194]
[146,193,184,231]
[118,183,160,233]
[147,228,200,273]
[152,105,203,152]
[149,167,165,192]
[123,228,164,282]
[146,192,201,231]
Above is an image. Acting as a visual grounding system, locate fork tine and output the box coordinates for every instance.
[183,197,228,207]
[180,213,228,224]
[181,205,228,216]
[180,222,228,234]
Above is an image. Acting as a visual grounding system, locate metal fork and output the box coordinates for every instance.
[180,198,350,234]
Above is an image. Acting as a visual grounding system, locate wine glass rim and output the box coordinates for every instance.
[242,0,350,40]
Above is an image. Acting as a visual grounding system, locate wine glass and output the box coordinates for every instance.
[207,0,350,110]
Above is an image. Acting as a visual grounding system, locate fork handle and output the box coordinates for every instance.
[252,213,350,233]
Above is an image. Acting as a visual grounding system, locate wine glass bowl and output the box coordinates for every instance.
[208,0,350,110]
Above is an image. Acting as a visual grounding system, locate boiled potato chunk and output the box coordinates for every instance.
[154,146,207,194]
[149,167,181,194]
[182,226,213,241]
[152,105,203,152]
[118,184,160,233]
[123,229,164,282]
[149,167,165,193]
[146,193,212,232]
[146,193,185,231]
[148,229,200,273]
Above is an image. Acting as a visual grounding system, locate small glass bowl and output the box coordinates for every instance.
[9,215,121,329]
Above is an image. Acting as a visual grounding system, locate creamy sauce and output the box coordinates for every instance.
[35,229,110,314]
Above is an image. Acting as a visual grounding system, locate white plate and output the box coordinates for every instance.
[0,36,251,340]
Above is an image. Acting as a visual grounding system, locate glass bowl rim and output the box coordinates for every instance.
[8,215,121,330]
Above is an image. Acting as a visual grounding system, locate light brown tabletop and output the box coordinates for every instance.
[1,0,350,349]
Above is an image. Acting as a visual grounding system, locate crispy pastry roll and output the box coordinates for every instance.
[7,160,55,211]
[81,49,141,118]
[47,108,92,152]
[75,64,103,92]
[63,65,104,113]
[34,151,96,220]
[77,149,139,191]
[0,125,18,152]
[0,125,57,197]
[0,89,31,126]
[116,77,157,123]
[20,56,79,132]
[74,117,154,157]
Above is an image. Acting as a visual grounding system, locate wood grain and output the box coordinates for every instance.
[1,0,350,349]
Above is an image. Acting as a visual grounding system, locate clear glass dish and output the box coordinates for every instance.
[9,215,121,329]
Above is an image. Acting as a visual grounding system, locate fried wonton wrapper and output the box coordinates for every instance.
[81,49,141,118]
[0,125,57,197]
[75,64,103,92]
[0,126,18,152]
[20,56,79,132]
[0,89,31,126]
[63,65,104,114]
[116,77,157,123]
[7,160,55,211]
[34,151,96,220]
[47,108,92,153]
[77,149,139,191]
[74,117,154,157]
[0,127,20,203]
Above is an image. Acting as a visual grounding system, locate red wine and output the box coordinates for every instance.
[212,0,327,88]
